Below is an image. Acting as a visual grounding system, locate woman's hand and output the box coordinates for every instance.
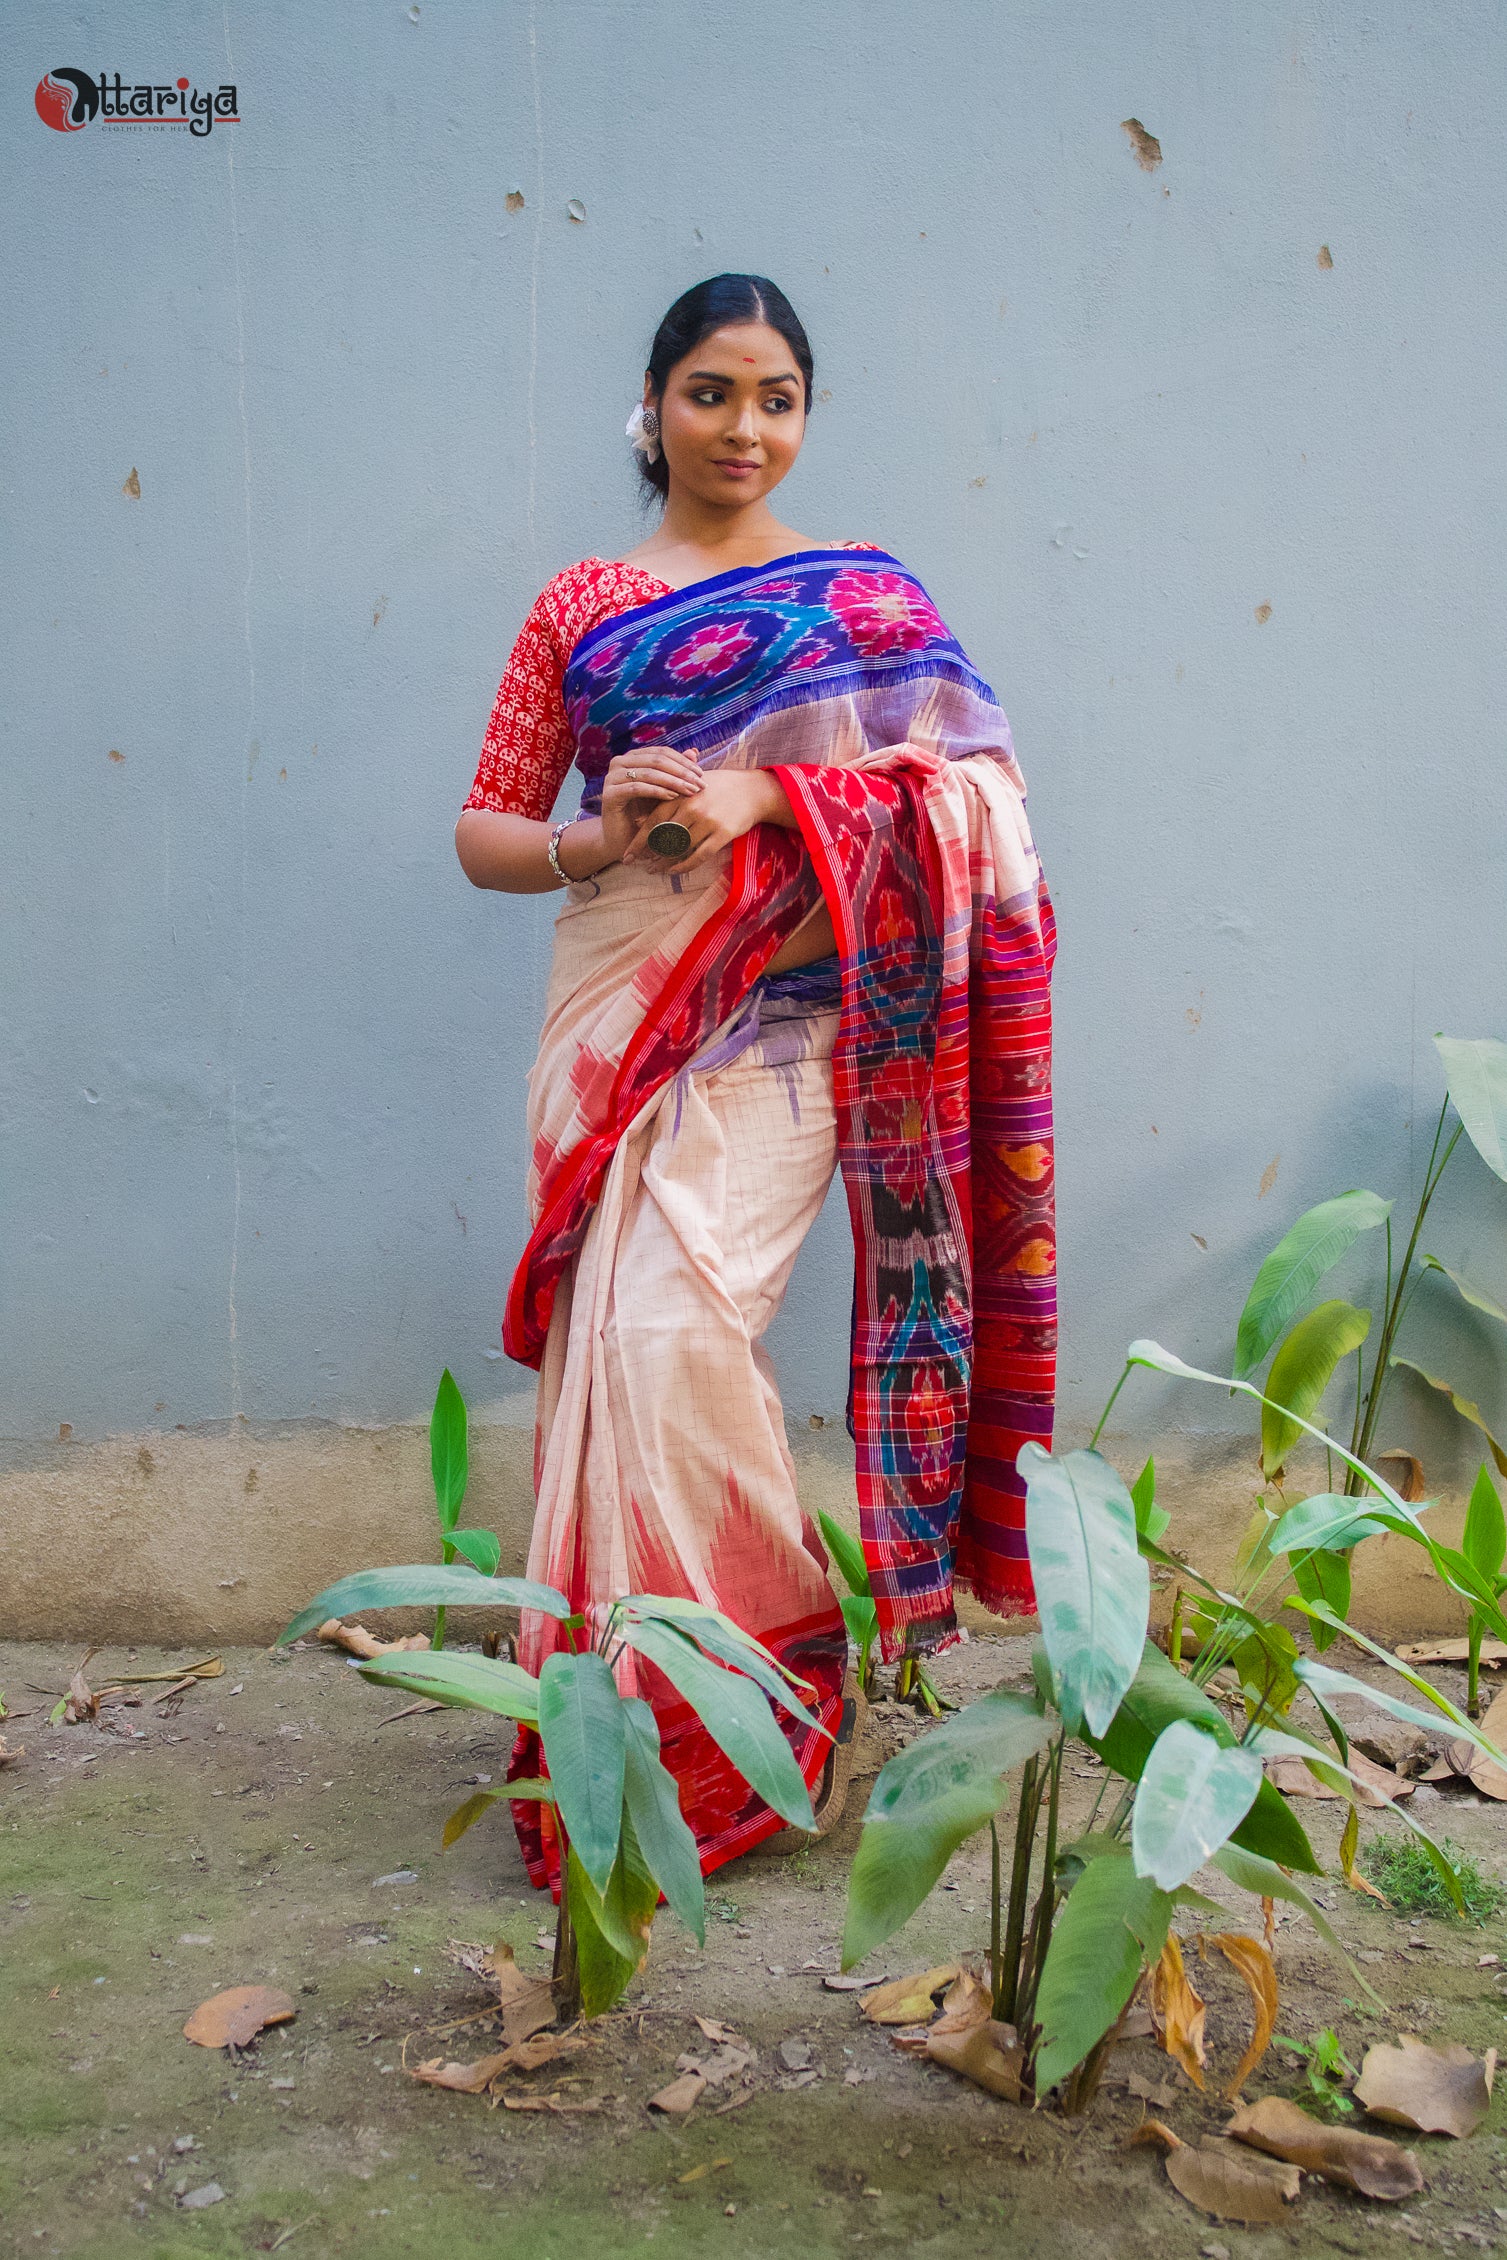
[624,768,795,873]
[599,745,705,863]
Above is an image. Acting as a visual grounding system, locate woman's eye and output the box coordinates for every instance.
[763,396,792,413]
[692,389,724,405]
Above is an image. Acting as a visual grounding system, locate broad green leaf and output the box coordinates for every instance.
[1463,1463,1507,1581]
[1261,1300,1372,1479]
[1126,1341,1413,1514]
[565,1841,654,2018]
[354,1647,540,1722]
[1032,1849,1173,2094]
[1421,1254,1507,1330]
[621,1615,814,1830]
[1234,1191,1391,1379]
[1212,1843,1384,2006]
[817,1508,871,1599]
[842,1691,1052,1968]
[1085,1640,1320,1874]
[621,1696,704,1946]
[1131,1721,1262,1891]
[1435,1034,1507,1184]
[1251,1724,1465,1911]
[430,1367,468,1531]
[1130,1456,1169,1543]
[279,1565,571,1646]
[1293,1649,1507,1778]
[615,1598,824,1727]
[840,1593,879,1662]
[448,1528,501,1577]
[569,1806,659,1975]
[442,1778,552,1850]
[537,1651,626,1896]
[1289,1549,1351,1648]
[1229,1620,1302,1719]
[1390,1358,1507,1480]
[1018,1444,1149,1738]
[1267,1492,1416,1554]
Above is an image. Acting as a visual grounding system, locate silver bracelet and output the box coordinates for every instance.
[546,817,578,886]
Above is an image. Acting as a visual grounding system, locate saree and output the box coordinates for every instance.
[505,549,1056,1884]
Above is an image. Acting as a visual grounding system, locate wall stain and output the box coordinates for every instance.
[121,467,140,499]
[1190,1234,1208,1251]
[372,595,387,628]
[1254,603,1272,625]
[108,748,125,764]
[1258,1154,1281,1199]
[506,188,525,213]
[1121,118,1162,172]
[1317,244,1334,270]
[453,1202,468,1236]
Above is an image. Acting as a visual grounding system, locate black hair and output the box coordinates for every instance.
[638,273,814,500]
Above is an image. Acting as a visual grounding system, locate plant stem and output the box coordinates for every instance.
[433,1537,456,1652]
[990,1819,1002,2011]
[1348,1106,1463,1490]
[1089,1362,1133,1452]
[1015,1735,1064,2046]
[552,1872,581,2023]
[997,1755,1041,2023]
[1468,1617,1483,1719]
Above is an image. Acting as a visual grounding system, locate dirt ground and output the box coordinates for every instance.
[3,1629,1505,2260]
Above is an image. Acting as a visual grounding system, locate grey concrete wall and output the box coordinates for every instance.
[4,0,1505,1639]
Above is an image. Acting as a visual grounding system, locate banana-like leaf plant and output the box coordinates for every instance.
[840,1341,1507,2113]
[280,1567,829,2020]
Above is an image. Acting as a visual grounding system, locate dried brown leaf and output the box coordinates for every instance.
[648,2071,706,2114]
[1461,1689,1507,1800]
[63,1667,99,1725]
[1398,1636,1507,1669]
[183,1985,297,2050]
[110,1655,224,1685]
[1374,1450,1427,1502]
[1267,1751,1411,1805]
[925,2016,1024,2100]
[859,1963,960,2025]
[712,2086,757,2116]
[1122,2069,1181,2109]
[694,2016,742,2046]
[1353,2035,1495,2138]
[316,1620,432,1661]
[821,1972,890,1992]
[1164,2137,1300,2224]
[1225,2094,1424,2198]
[0,1736,23,1765]
[1126,2117,1181,2153]
[410,2051,512,2094]
[1211,1933,1279,2100]
[938,1967,992,2025]
[1150,1935,1206,2090]
[500,2092,601,2113]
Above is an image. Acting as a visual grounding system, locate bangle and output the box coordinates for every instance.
[546,817,578,886]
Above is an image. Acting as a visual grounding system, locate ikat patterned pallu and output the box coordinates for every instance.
[506,549,1056,1654]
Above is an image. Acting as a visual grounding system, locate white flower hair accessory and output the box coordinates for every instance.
[626,401,661,464]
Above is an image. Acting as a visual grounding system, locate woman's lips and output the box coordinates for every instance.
[713,460,759,477]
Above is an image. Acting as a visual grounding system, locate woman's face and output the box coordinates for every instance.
[649,321,807,510]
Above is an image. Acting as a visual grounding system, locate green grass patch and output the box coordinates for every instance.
[1361,1833,1507,1923]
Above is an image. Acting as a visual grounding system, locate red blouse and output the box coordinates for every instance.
[462,548,882,822]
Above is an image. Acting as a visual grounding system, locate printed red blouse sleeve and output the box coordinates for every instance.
[462,585,576,822]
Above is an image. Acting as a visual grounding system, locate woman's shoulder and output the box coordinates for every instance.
[526,555,672,650]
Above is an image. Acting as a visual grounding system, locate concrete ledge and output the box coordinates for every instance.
[0,1416,1471,1649]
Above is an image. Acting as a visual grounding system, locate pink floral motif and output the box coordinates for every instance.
[786,634,836,674]
[583,638,623,676]
[664,619,758,683]
[573,722,613,769]
[827,570,948,657]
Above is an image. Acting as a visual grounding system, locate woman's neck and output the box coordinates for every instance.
[626,488,805,574]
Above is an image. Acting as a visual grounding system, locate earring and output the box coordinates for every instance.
[626,402,661,463]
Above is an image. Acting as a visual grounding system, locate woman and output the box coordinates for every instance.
[456,274,1056,1889]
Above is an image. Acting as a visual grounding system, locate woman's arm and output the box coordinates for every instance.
[455,745,707,895]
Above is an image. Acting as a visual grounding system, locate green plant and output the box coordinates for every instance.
[281,1564,828,2022]
[840,1344,1507,2113]
[817,1510,879,1699]
[817,1507,947,1712]
[427,1368,505,1649]
[1223,1037,1507,1527]
[1273,2027,1358,2115]
[1461,1463,1507,1715]
[1361,1832,1507,1924]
